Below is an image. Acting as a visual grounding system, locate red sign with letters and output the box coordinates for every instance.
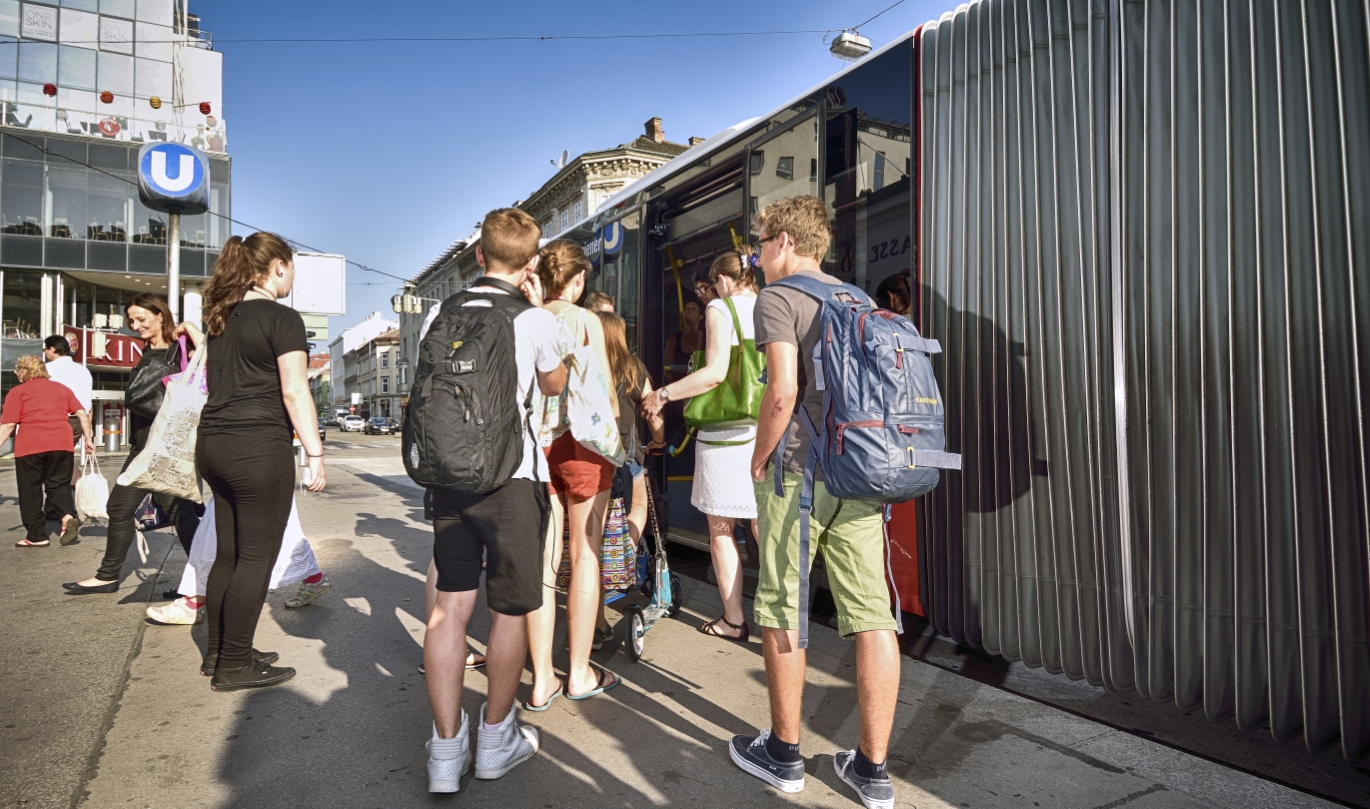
[69,328,144,369]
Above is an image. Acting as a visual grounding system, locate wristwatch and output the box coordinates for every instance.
[659,387,672,402]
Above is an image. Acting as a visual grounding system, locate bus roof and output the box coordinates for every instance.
[581,28,921,231]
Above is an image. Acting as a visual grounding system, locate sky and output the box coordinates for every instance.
[196,0,948,337]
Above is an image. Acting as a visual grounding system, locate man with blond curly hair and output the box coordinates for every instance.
[728,196,899,809]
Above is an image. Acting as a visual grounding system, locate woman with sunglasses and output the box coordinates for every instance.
[641,248,759,642]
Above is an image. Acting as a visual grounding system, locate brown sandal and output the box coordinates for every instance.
[699,615,749,643]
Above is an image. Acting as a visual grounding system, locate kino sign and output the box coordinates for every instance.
[137,143,210,322]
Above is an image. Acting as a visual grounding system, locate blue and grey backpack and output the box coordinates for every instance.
[769,274,960,648]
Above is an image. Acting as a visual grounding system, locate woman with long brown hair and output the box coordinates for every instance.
[63,293,202,594]
[597,310,665,543]
[177,232,326,692]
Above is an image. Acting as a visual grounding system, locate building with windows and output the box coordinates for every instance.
[396,117,693,379]
[0,0,226,446]
[326,310,396,417]
[306,353,329,416]
[350,327,398,420]
[523,118,693,239]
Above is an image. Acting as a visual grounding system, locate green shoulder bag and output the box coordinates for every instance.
[683,297,766,431]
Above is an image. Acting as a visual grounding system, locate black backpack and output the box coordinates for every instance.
[402,277,533,494]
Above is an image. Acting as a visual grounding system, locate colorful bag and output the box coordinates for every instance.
[563,309,625,464]
[684,296,766,430]
[555,497,636,592]
[117,345,207,502]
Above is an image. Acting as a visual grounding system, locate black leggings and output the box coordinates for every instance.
[197,434,295,669]
[95,450,201,582]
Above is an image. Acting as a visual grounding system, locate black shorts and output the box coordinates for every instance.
[431,478,550,615]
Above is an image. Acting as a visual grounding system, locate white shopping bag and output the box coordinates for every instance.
[178,496,321,598]
[117,346,207,502]
[74,453,110,523]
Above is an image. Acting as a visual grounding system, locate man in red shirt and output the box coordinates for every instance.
[0,356,96,547]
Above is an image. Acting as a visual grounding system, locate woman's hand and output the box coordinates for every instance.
[305,455,326,492]
[641,389,667,420]
[173,321,205,348]
[643,438,667,454]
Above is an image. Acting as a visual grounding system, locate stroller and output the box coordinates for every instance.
[561,469,681,661]
[613,470,682,661]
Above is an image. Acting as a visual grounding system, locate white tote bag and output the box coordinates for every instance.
[74,453,110,523]
[117,345,207,502]
[178,497,321,598]
[564,309,625,465]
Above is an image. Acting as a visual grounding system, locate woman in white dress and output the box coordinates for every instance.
[641,249,759,642]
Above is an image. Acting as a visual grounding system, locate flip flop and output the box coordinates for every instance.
[566,668,620,701]
[520,678,564,712]
[15,539,49,547]
[417,651,485,675]
[59,516,81,546]
[699,615,750,643]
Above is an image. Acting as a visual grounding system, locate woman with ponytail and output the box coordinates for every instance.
[177,232,327,692]
[524,239,623,709]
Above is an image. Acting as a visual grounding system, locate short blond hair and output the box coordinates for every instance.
[754,196,832,261]
[15,355,49,383]
[481,208,541,271]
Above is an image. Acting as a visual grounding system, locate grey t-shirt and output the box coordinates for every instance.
[752,269,845,478]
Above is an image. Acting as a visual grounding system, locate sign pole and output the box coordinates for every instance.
[168,213,181,322]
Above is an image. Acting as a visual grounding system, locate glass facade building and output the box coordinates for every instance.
[0,0,226,151]
[0,0,226,449]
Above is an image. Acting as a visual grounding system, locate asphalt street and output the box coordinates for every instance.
[0,433,1363,809]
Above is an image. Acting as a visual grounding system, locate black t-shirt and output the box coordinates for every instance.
[197,299,308,440]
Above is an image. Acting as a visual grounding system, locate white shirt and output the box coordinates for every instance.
[421,290,563,482]
[45,355,93,412]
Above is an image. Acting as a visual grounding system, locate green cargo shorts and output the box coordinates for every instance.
[752,472,896,638]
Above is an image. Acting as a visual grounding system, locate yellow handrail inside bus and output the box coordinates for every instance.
[666,245,685,316]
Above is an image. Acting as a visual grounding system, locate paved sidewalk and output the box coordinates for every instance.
[2,457,1342,809]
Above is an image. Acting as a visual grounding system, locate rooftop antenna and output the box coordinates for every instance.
[829,29,872,61]
[549,149,570,169]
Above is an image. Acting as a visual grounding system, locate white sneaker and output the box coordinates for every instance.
[426,714,471,793]
[474,702,538,779]
[146,598,204,625]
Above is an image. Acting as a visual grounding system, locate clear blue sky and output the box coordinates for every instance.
[196,0,947,335]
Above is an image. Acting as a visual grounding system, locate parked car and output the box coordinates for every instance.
[317,418,328,442]
[340,415,366,432]
[364,417,397,435]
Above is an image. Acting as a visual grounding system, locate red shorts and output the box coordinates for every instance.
[544,432,615,502]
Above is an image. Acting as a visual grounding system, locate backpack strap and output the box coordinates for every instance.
[792,403,821,650]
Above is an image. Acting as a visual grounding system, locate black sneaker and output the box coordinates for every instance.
[833,750,894,809]
[210,658,296,692]
[728,730,804,793]
[201,648,280,677]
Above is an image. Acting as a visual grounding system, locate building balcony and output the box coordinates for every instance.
[1,99,227,154]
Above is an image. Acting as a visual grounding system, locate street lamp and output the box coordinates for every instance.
[830,30,873,62]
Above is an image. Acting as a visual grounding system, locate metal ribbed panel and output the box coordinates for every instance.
[918,0,1369,762]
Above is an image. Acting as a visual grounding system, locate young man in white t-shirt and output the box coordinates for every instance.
[418,208,567,793]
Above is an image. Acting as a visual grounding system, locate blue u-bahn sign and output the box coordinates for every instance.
[136,143,210,215]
